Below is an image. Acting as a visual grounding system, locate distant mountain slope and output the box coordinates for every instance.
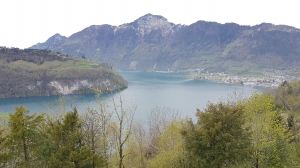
[30,14,300,73]
[0,47,127,98]
[31,33,67,50]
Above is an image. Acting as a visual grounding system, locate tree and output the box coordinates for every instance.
[182,102,251,168]
[273,80,300,111]
[82,106,111,168]
[122,121,148,168]
[81,89,114,167]
[146,107,180,159]
[0,116,10,166]
[45,95,68,121]
[0,128,12,167]
[48,107,105,168]
[111,94,136,168]
[82,108,103,168]
[121,107,181,168]
[148,121,188,168]
[6,105,44,167]
[244,92,294,168]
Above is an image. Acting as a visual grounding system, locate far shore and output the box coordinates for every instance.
[185,70,299,88]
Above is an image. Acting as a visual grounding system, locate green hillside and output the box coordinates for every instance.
[0,47,127,98]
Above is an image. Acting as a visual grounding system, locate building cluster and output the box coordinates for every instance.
[188,69,300,88]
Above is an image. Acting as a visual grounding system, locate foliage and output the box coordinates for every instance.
[271,80,300,144]
[110,94,136,168]
[148,121,187,168]
[47,107,105,168]
[244,92,295,167]
[122,121,148,168]
[182,102,251,168]
[273,80,300,112]
[1,85,300,167]
[146,106,180,158]
[3,106,44,167]
[0,129,11,167]
[82,106,111,168]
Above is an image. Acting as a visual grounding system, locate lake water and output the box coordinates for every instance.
[0,71,265,120]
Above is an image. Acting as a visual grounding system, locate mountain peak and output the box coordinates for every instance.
[129,13,177,36]
[51,33,66,41]
[29,33,66,50]
[134,13,171,26]
[137,13,167,21]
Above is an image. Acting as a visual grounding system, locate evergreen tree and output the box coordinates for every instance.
[48,107,105,168]
[6,105,44,167]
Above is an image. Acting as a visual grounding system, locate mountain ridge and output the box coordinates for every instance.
[29,14,300,73]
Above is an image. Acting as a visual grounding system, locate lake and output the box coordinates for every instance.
[0,71,265,121]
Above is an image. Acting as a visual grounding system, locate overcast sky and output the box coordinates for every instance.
[1,0,300,49]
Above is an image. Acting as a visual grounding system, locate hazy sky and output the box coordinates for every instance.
[1,0,299,49]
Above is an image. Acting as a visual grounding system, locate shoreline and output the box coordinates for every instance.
[185,74,287,88]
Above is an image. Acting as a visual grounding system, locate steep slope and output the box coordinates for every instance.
[0,47,127,98]
[29,14,300,73]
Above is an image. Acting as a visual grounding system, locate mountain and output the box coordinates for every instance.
[29,14,300,74]
[0,47,127,98]
[31,33,67,50]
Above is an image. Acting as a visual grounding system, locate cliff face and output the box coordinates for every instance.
[30,14,300,72]
[20,78,124,97]
[0,47,127,98]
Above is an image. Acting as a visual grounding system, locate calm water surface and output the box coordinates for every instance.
[0,71,265,120]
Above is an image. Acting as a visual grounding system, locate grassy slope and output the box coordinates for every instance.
[2,58,96,71]
[0,48,127,98]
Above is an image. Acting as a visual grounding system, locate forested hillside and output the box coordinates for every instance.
[1,81,300,167]
[0,47,127,98]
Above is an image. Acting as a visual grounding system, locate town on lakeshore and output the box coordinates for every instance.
[185,68,300,88]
